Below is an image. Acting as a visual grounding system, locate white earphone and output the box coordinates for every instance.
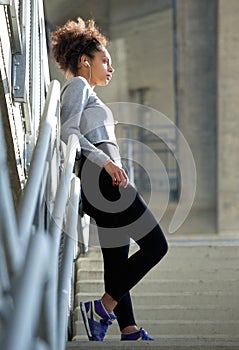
[85,61,91,68]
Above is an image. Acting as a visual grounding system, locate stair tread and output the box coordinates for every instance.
[74,303,237,310]
[75,319,239,325]
[76,290,239,296]
[66,338,239,349]
[73,243,239,342]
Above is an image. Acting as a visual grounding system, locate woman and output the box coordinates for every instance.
[51,17,168,342]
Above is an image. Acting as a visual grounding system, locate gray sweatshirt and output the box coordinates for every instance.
[60,76,118,167]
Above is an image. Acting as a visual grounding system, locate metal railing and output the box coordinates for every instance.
[0,80,81,350]
[0,1,86,349]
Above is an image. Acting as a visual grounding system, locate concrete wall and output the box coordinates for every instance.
[98,5,175,120]
[98,0,218,234]
[217,0,239,231]
[175,0,217,211]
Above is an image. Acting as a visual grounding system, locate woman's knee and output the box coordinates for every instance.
[138,225,169,262]
[151,234,168,264]
[161,236,169,257]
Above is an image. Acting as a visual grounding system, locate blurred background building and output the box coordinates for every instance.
[44,0,239,235]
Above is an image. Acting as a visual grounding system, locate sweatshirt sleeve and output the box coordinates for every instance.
[60,77,110,167]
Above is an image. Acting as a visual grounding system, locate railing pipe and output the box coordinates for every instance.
[50,134,80,246]
[3,232,51,350]
[17,80,60,245]
[0,110,21,276]
[58,176,81,350]
[45,134,79,350]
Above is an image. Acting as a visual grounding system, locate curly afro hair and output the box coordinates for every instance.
[51,17,107,76]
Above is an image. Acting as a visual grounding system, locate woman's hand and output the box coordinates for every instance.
[104,160,129,188]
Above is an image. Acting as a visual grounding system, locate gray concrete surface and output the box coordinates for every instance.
[70,234,239,349]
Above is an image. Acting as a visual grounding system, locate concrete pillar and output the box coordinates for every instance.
[176,0,217,228]
[217,0,239,231]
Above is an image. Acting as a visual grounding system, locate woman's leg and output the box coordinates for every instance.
[80,160,168,340]
[99,217,168,302]
[82,174,168,304]
[114,292,136,332]
[101,243,137,331]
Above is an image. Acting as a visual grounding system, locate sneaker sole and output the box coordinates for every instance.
[80,302,93,341]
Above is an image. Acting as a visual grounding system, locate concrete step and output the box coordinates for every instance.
[74,319,239,337]
[77,267,239,281]
[77,256,239,271]
[66,338,239,350]
[77,244,239,261]
[73,242,239,346]
[74,304,239,321]
[75,291,239,308]
[75,278,239,294]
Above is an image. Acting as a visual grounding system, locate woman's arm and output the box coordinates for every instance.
[61,77,128,187]
[61,77,110,167]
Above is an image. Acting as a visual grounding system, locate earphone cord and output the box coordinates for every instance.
[77,61,91,84]
[88,66,91,85]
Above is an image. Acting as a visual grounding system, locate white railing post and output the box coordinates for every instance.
[58,176,81,350]
[3,232,51,350]
[0,109,21,277]
[45,134,79,349]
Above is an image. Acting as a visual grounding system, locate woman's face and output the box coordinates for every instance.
[88,47,114,87]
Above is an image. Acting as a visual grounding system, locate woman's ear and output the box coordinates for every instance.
[79,54,90,68]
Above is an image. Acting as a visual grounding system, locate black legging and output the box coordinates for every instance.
[79,145,168,330]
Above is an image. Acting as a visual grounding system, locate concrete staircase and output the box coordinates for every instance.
[67,236,239,349]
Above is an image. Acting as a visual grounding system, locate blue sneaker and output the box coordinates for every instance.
[121,327,154,341]
[80,299,116,341]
